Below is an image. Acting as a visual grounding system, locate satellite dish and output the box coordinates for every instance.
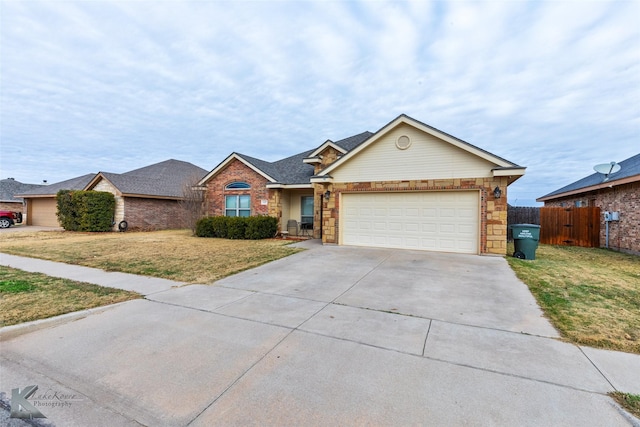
[593,162,621,181]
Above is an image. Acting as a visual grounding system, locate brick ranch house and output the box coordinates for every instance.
[199,115,526,255]
[537,152,640,254]
[18,159,206,231]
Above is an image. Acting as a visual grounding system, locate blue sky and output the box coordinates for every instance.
[1,0,638,206]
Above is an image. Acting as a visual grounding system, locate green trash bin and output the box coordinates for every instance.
[510,224,541,260]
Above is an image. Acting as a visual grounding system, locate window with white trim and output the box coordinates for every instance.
[225,195,251,217]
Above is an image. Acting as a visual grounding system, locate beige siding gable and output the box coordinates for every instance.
[92,178,117,193]
[330,124,496,182]
[91,178,124,227]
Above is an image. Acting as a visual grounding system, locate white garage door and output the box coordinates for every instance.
[341,192,479,253]
[30,198,59,226]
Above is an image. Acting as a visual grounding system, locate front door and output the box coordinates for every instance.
[301,196,314,235]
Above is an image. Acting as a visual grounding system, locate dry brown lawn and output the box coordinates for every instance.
[0,229,302,283]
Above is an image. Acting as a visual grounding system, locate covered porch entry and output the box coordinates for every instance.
[271,187,318,238]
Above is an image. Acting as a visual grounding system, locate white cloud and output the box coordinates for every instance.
[0,0,638,205]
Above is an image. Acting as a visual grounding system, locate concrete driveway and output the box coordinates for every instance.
[1,243,636,426]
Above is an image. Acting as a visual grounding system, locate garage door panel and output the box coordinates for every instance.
[439,223,456,233]
[345,220,358,228]
[459,223,475,233]
[423,208,437,218]
[404,237,420,247]
[405,222,420,232]
[420,238,437,249]
[342,192,479,254]
[30,198,59,227]
[388,236,403,246]
[459,208,475,218]
[422,223,437,233]
[373,236,387,245]
[373,221,387,231]
[388,221,402,231]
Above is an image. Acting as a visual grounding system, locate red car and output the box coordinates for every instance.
[0,210,23,228]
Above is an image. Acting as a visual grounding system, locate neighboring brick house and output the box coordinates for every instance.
[199,114,526,255]
[0,178,45,214]
[17,174,95,226]
[18,160,206,230]
[537,153,640,254]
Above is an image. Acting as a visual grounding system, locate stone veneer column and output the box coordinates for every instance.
[268,189,282,231]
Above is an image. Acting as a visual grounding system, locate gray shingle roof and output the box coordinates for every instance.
[236,131,374,185]
[1,179,46,202]
[333,131,374,151]
[539,152,640,199]
[15,159,207,199]
[231,114,522,186]
[101,159,207,198]
[16,174,96,197]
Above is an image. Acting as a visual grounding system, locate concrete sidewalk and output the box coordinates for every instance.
[1,250,639,426]
[0,253,183,296]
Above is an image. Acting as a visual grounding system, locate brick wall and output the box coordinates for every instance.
[316,177,509,255]
[203,159,270,217]
[543,181,639,254]
[0,201,24,213]
[121,198,190,231]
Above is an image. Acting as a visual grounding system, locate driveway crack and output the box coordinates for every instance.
[422,319,432,357]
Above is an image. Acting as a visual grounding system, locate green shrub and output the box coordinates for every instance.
[245,216,278,239]
[195,216,215,237]
[56,190,115,232]
[79,191,115,232]
[56,190,80,231]
[195,215,278,239]
[210,216,229,238]
[226,217,246,239]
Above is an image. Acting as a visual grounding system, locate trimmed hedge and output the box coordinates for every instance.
[56,190,115,232]
[195,215,278,240]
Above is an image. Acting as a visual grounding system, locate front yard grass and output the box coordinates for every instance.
[0,229,302,283]
[610,392,640,419]
[0,266,140,326]
[507,243,640,354]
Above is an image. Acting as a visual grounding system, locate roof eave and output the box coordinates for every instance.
[15,193,56,198]
[493,167,526,185]
[266,182,314,189]
[537,174,640,202]
[492,167,526,176]
[120,193,183,200]
[310,175,333,184]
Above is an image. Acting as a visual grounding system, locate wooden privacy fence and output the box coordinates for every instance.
[540,207,600,247]
[507,206,540,240]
